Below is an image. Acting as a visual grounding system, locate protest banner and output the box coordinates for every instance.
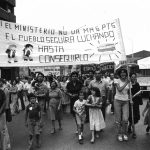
[0,18,126,66]
[81,62,115,74]
[29,66,60,76]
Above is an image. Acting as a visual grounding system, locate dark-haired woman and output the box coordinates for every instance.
[49,81,63,134]
[86,87,105,143]
[128,73,142,138]
[114,69,130,142]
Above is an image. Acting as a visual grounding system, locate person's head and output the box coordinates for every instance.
[110,73,114,80]
[62,76,67,82]
[36,72,44,83]
[91,87,100,97]
[12,80,16,86]
[104,72,108,78]
[130,73,137,83]
[79,91,84,101]
[89,70,94,78]
[50,81,58,89]
[27,76,32,83]
[24,44,33,51]
[15,76,20,83]
[71,71,78,82]
[95,70,102,81]
[28,93,36,104]
[117,68,128,79]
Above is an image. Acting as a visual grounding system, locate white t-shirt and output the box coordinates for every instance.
[74,99,86,115]
[114,78,130,101]
[24,82,34,93]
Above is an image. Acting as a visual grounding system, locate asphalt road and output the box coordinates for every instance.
[7,99,150,150]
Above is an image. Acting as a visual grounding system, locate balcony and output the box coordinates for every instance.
[3,0,16,7]
[0,7,16,22]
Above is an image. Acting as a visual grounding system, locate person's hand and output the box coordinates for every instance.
[58,105,61,111]
[127,79,130,84]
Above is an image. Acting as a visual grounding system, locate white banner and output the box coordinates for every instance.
[0,18,126,66]
[29,66,60,76]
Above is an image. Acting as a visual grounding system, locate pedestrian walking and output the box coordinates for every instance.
[60,76,70,113]
[66,71,83,133]
[25,93,42,149]
[142,97,150,133]
[49,81,63,134]
[128,73,143,138]
[89,70,109,120]
[114,68,130,142]
[86,87,105,143]
[73,91,86,144]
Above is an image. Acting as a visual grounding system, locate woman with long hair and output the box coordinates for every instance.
[114,68,130,142]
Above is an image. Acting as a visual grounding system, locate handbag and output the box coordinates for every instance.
[5,108,12,122]
[106,104,112,114]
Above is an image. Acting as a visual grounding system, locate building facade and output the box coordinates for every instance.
[0,0,19,81]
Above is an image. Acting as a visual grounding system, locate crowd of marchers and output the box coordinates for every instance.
[0,69,150,150]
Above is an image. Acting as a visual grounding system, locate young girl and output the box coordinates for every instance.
[142,98,150,133]
[73,91,86,144]
[86,87,105,143]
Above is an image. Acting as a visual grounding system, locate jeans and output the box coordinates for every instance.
[114,99,129,135]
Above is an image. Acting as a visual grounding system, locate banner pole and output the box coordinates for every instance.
[127,65,136,138]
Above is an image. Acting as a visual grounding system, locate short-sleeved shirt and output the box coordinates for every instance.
[74,99,86,115]
[114,78,130,101]
[26,103,41,121]
[88,79,108,97]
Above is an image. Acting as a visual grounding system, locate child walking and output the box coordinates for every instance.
[73,91,86,144]
[142,98,150,133]
[86,87,105,143]
[25,93,41,150]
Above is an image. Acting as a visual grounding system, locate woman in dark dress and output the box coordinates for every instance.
[128,73,143,138]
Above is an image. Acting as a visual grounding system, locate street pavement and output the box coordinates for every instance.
[7,99,150,150]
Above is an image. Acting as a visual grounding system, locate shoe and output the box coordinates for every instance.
[117,135,123,142]
[146,126,150,133]
[123,134,128,141]
[132,133,136,139]
[79,139,83,144]
[51,128,55,134]
[59,127,63,130]
[90,139,95,144]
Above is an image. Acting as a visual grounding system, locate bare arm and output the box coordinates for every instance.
[115,80,129,92]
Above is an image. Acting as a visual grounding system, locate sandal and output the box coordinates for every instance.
[117,134,123,142]
[51,128,55,134]
[90,139,95,144]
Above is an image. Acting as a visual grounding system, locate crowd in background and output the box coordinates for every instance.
[0,68,150,149]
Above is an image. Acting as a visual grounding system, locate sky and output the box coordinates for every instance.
[15,0,150,55]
